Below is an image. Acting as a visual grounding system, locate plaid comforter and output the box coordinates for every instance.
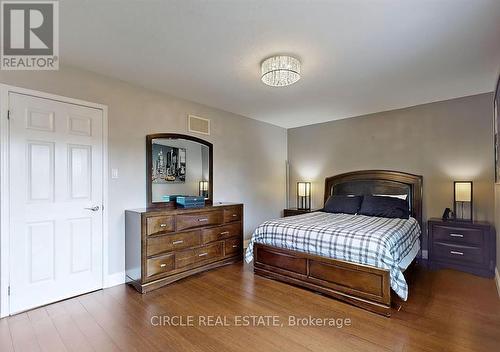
[245,212,421,300]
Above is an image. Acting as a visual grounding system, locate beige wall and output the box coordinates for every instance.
[288,93,495,252]
[0,66,287,276]
[1,67,496,275]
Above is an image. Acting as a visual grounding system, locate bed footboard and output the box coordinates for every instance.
[253,243,392,316]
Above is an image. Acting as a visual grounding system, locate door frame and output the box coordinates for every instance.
[0,84,109,317]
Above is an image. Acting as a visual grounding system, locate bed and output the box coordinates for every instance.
[246,170,423,316]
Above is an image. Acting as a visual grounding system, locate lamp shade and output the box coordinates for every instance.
[297,182,311,210]
[455,182,472,202]
[199,181,209,198]
[297,182,311,197]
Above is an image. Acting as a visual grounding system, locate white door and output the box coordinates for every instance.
[9,92,104,314]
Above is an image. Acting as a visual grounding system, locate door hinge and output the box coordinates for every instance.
[8,286,10,296]
[7,110,10,120]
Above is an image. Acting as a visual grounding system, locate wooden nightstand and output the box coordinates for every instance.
[428,218,496,278]
[283,208,321,217]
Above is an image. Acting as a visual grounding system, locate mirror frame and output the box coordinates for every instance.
[146,133,213,209]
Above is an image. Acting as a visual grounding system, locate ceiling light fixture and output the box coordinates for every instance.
[261,55,301,87]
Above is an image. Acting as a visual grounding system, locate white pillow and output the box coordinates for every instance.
[373,194,408,200]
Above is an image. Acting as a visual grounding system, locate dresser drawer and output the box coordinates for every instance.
[432,224,483,246]
[432,242,483,265]
[146,230,200,256]
[176,211,223,231]
[195,242,223,261]
[201,223,241,244]
[223,207,241,223]
[146,215,175,236]
[175,242,223,269]
[146,253,175,278]
[224,237,242,256]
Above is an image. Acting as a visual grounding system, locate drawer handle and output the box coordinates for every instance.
[198,218,208,222]
[160,224,168,228]
[220,231,230,235]
[160,263,167,268]
[232,245,239,248]
[172,240,184,245]
[449,233,464,238]
[450,250,464,256]
[232,214,238,217]
[198,252,208,257]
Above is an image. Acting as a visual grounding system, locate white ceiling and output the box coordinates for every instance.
[61,0,500,128]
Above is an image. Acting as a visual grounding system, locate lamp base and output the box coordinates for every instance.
[297,195,311,211]
[453,201,472,223]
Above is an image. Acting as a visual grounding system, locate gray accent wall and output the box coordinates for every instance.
[288,93,495,252]
[0,66,287,276]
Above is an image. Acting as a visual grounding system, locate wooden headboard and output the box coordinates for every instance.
[324,170,423,227]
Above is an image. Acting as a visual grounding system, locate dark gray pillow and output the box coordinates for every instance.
[324,195,363,215]
[358,195,410,219]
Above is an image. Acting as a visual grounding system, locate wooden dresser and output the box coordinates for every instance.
[125,203,243,292]
[428,218,496,278]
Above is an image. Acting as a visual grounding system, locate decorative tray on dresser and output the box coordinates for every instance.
[125,203,243,293]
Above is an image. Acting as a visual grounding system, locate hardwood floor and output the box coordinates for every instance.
[1,262,499,352]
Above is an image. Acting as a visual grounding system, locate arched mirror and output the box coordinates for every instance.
[146,133,213,208]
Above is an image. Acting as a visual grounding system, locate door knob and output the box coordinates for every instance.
[85,206,100,212]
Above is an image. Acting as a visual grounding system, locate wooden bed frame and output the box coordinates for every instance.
[253,170,423,316]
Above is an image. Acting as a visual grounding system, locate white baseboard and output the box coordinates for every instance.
[495,267,500,299]
[104,271,125,288]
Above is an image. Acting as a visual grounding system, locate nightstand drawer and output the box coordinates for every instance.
[283,208,319,217]
[432,225,483,246]
[432,242,483,265]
